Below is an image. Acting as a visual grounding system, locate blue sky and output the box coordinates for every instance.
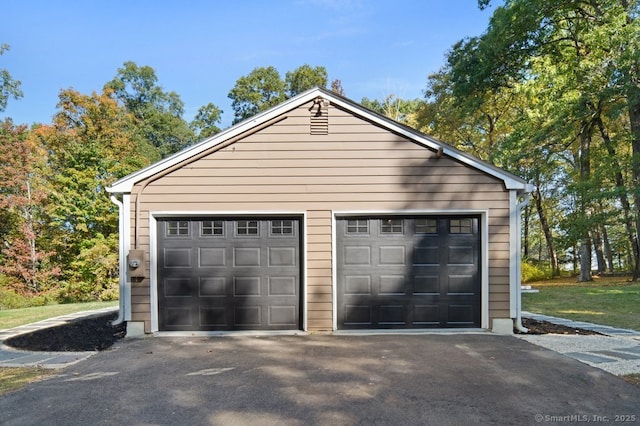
[2,0,498,128]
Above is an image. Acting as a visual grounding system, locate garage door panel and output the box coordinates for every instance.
[380,275,405,295]
[164,248,192,268]
[233,276,261,296]
[414,275,439,295]
[379,305,406,325]
[269,247,297,266]
[446,304,476,326]
[344,305,372,325]
[345,275,372,295]
[268,276,297,296]
[199,307,227,326]
[234,306,261,327]
[447,246,476,265]
[158,217,301,331]
[199,248,226,267]
[166,307,192,327]
[199,277,226,297]
[337,216,480,329]
[447,275,477,295]
[413,304,440,325]
[344,246,371,265]
[413,246,440,265]
[234,247,261,266]
[164,278,192,297]
[379,246,406,265]
[269,306,297,326]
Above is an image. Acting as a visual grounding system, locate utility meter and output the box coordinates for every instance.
[128,250,145,278]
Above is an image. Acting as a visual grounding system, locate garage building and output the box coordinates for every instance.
[107,87,530,335]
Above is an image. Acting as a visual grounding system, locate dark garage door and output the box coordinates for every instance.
[157,217,301,331]
[336,216,481,329]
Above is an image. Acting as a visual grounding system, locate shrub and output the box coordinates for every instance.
[59,233,119,303]
[0,276,55,309]
[522,260,551,282]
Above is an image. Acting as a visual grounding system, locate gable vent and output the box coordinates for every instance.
[309,97,329,135]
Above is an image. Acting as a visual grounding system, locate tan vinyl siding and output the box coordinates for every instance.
[131,100,513,331]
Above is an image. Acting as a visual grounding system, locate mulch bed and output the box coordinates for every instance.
[4,312,126,352]
[520,318,602,335]
[3,314,598,353]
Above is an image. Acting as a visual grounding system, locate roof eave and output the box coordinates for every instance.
[107,87,531,194]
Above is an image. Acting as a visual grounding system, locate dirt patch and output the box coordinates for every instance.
[623,374,640,387]
[4,312,125,352]
[520,317,602,335]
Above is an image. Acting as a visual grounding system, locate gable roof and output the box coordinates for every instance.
[107,87,530,194]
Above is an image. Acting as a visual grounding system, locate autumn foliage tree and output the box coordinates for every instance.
[39,88,158,300]
[0,120,58,293]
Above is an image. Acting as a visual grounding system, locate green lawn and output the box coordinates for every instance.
[0,301,118,330]
[523,276,640,331]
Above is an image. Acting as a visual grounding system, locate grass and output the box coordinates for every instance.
[523,275,640,331]
[0,300,118,330]
[0,368,55,396]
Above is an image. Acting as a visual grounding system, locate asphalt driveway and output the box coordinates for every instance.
[1,334,639,425]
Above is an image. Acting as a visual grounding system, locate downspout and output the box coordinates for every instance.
[514,193,531,333]
[110,194,126,325]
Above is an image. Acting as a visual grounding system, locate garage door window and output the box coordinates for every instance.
[381,218,403,234]
[347,219,368,234]
[450,219,472,234]
[236,220,259,236]
[167,221,189,236]
[415,219,437,234]
[271,219,294,235]
[201,220,224,236]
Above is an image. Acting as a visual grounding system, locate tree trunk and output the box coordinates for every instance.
[579,238,593,282]
[532,188,559,276]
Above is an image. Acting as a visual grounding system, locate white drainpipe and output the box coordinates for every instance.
[514,193,531,333]
[110,195,126,325]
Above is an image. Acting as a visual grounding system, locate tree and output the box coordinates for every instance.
[190,102,222,140]
[0,44,22,113]
[362,95,422,128]
[284,64,328,97]
[330,79,345,96]
[104,61,194,156]
[0,120,58,293]
[428,0,640,280]
[228,66,286,124]
[40,88,158,299]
